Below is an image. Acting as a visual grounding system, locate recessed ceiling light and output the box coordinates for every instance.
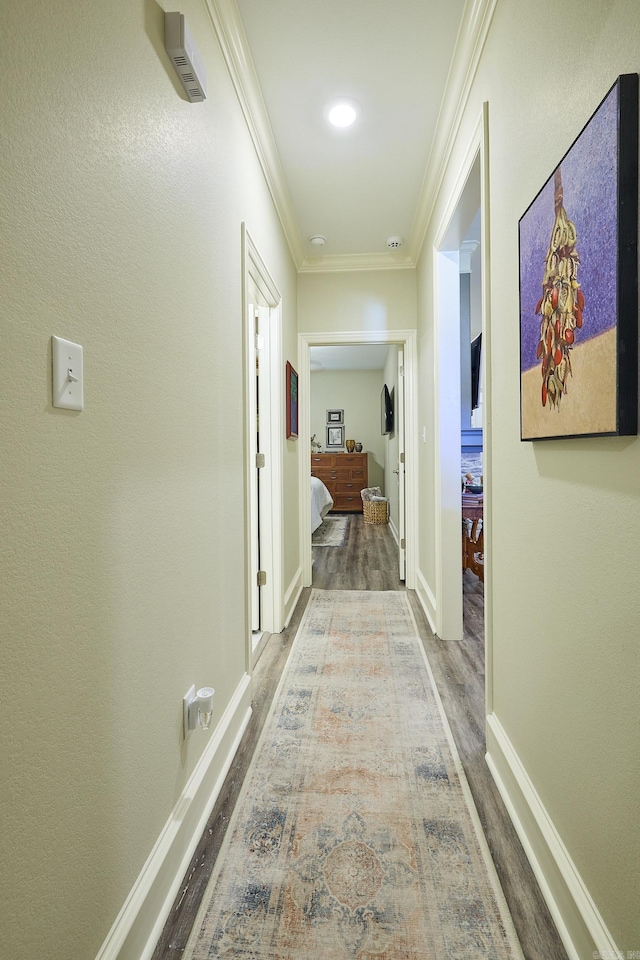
[325,98,359,128]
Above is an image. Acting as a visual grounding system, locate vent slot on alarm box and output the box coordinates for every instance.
[164,12,207,103]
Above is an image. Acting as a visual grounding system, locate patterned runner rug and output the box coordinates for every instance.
[312,515,349,547]
[183,590,523,959]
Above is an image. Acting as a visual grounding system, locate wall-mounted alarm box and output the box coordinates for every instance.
[164,12,207,103]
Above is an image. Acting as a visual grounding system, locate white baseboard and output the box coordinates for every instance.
[486,713,620,960]
[251,630,269,667]
[415,567,437,635]
[283,565,303,628]
[95,673,253,960]
[388,517,399,546]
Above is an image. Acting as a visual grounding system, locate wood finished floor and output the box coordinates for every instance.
[152,514,568,960]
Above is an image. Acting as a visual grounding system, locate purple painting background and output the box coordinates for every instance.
[519,85,618,373]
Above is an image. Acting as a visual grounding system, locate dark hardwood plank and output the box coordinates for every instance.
[312,513,404,591]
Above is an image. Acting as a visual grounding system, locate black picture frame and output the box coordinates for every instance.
[327,409,343,424]
[519,73,638,441]
[286,361,298,439]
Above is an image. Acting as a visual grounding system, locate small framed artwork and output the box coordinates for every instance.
[519,73,638,440]
[286,361,298,439]
[327,409,343,424]
[326,425,344,448]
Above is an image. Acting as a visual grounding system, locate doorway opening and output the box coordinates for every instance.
[299,330,417,591]
[432,104,492,704]
[459,210,484,640]
[242,226,284,669]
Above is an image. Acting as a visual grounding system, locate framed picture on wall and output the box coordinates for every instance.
[326,425,344,448]
[327,409,343,424]
[519,73,638,440]
[286,361,298,439]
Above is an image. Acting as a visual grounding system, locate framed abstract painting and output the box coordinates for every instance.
[519,73,638,440]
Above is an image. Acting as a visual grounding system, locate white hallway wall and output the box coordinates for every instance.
[298,269,417,337]
[0,2,298,959]
[416,0,640,955]
[310,369,385,489]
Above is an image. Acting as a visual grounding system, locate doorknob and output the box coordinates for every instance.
[393,468,399,475]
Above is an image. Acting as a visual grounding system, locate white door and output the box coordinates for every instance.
[249,303,273,634]
[248,305,261,632]
[397,348,406,581]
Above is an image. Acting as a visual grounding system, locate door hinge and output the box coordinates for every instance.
[257,570,267,587]
[400,538,405,550]
[256,452,265,468]
[400,452,405,464]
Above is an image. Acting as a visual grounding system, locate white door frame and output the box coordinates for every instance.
[242,225,284,670]
[397,348,406,581]
[298,329,418,590]
[431,105,493,708]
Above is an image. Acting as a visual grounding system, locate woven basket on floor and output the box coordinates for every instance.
[362,499,388,524]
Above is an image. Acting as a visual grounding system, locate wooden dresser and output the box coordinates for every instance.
[311,452,368,512]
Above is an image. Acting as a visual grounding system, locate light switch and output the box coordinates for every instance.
[52,336,84,410]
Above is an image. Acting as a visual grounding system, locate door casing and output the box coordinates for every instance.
[298,329,418,590]
[242,225,284,670]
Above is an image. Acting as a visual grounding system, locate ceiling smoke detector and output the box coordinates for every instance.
[309,235,326,247]
[386,236,403,249]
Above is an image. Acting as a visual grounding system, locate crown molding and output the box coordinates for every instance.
[460,239,480,271]
[204,0,497,275]
[408,0,498,263]
[298,251,416,274]
[202,0,305,268]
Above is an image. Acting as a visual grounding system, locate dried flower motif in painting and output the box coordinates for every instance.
[535,168,585,409]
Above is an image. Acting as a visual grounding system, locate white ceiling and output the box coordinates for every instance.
[233,0,467,266]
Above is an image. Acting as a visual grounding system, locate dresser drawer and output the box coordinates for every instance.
[335,481,361,494]
[332,494,362,511]
[348,467,366,481]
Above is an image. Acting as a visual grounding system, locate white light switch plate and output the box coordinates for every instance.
[52,336,83,410]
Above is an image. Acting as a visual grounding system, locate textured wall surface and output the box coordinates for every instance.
[416,0,640,949]
[298,269,417,334]
[310,369,386,488]
[0,2,297,958]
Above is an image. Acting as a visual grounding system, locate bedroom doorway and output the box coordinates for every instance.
[242,226,284,668]
[432,103,492,700]
[299,330,417,591]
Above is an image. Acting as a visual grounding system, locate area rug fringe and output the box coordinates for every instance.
[183,590,524,959]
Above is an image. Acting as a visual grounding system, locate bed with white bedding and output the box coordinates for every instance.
[311,476,333,533]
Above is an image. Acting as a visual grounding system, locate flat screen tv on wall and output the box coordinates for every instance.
[381,384,393,435]
[471,333,482,410]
